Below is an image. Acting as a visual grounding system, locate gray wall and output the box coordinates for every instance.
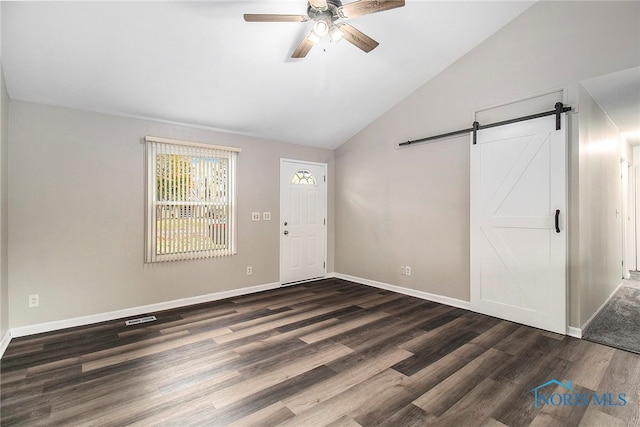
[576,85,628,326]
[0,62,8,339]
[0,0,8,339]
[335,1,640,327]
[8,101,334,328]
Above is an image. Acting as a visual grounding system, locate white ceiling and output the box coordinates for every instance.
[1,1,538,149]
[581,67,640,146]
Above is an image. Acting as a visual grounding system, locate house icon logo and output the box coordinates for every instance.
[529,379,574,408]
[529,379,627,408]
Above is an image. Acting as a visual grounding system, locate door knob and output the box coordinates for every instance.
[284,221,288,226]
[283,230,289,235]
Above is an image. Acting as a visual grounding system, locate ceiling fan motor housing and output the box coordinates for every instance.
[308,0,343,21]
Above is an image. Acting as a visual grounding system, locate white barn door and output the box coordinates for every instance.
[471,115,567,334]
[280,159,327,285]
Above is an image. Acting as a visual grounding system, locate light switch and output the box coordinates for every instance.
[263,212,271,221]
[251,212,260,221]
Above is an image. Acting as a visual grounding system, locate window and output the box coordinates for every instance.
[145,136,240,262]
[291,169,317,185]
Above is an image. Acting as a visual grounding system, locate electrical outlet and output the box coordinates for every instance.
[263,212,271,221]
[400,266,406,275]
[247,266,253,275]
[28,294,39,308]
[251,212,260,221]
[405,266,412,276]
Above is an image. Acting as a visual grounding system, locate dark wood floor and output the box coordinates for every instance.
[1,278,639,426]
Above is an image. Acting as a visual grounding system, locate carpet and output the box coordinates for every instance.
[583,283,640,354]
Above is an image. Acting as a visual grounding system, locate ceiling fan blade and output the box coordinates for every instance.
[244,14,308,22]
[338,23,379,53]
[309,0,329,10]
[291,32,316,58]
[338,0,405,19]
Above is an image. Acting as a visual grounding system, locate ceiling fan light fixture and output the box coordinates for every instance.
[244,0,406,58]
[312,20,329,37]
[329,24,344,43]
[307,31,322,45]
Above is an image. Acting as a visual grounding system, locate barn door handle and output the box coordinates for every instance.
[555,209,561,233]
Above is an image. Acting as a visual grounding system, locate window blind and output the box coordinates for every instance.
[145,136,239,263]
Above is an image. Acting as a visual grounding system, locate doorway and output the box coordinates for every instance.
[579,66,640,353]
[279,159,327,285]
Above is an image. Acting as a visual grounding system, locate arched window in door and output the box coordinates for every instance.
[291,169,317,185]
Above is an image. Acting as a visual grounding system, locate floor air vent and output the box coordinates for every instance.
[125,315,157,326]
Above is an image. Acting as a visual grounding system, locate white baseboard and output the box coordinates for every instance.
[334,274,583,337]
[567,326,582,338]
[579,280,625,335]
[0,330,11,359]
[10,281,281,338]
[7,273,588,340]
[564,280,625,339]
[333,273,471,310]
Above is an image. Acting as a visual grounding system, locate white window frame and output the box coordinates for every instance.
[144,136,240,263]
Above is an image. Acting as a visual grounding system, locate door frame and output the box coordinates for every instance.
[279,158,328,285]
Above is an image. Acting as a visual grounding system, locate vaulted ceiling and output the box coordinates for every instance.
[3,1,539,149]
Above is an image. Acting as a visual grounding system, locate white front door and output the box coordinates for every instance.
[471,115,567,334]
[280,159,327,284]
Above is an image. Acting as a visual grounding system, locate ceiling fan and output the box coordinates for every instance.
[244,0,405,58]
